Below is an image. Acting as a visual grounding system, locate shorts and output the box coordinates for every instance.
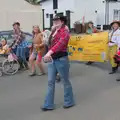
[31,51,42,63]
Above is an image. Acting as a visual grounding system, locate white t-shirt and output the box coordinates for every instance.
[109,29,120,48]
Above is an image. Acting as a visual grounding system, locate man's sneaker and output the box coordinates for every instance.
[63,105,75,109]
[109,66,118,74]
[116,79,120,81]
[86,61,94,65]
[37,73,46,76]
[41,107,54,112]
[29,72,36,76]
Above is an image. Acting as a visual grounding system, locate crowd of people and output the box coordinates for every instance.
[82,20,120,77]
[84,20,120,78]
[0,14,120,111]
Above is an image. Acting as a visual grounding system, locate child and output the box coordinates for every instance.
[0,38,9,54]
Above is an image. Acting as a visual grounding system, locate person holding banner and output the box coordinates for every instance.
[85,21,98,65]
[41,15,74,111]
[108,21,120,74]
[86,21,98,34]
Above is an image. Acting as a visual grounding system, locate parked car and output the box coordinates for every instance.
[0,30,33,45]
[0,30,33,62]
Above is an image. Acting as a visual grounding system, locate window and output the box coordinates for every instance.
[53,0,58,9]
[46,13,49,18]
[54,10,57,14]
[113,9,120,20]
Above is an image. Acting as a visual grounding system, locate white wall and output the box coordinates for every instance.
[42,0,53,28]
[42,0,120,29]
[0,11,43,33]
[42,0,74,28]
[73,0,105,26]
[0,0,43,33]
[58,0,74,28]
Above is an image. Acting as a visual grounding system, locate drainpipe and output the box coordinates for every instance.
[42,9,45,30]
[105,0,109,25]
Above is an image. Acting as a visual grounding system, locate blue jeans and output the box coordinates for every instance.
[16,46,29,62]
[43,56,74,109]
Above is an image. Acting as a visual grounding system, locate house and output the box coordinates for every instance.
[40,0,120,30]
[0,0,43,32]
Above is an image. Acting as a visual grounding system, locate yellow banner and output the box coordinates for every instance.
[68,32,109,62]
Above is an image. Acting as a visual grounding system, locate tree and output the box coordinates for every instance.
[105,0,117,1]
[25,0,41,5]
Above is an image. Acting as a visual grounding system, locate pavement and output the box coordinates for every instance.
[1,62,120,120]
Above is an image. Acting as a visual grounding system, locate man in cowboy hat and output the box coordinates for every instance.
[41,15,74,111]
[110,21,120,27]
[108,20,120,74]
[12,22,29,70]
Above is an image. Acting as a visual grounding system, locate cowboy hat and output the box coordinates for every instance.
[110,20,120,26]
[88,21,94,24]
[13,22,20,26]
[53,15,67,24]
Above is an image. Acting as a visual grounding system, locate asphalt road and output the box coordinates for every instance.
[1,62,120,120]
